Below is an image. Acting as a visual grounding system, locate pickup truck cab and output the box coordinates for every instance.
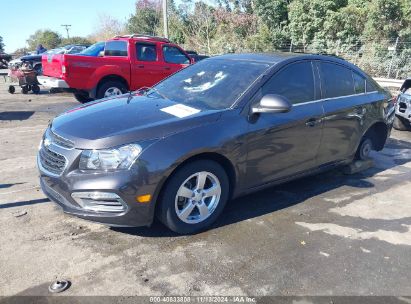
[38,35,192,102]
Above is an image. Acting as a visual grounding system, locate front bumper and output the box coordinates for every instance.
[37,136,157,227]
[37,75,69,89]
[395,95,411,122]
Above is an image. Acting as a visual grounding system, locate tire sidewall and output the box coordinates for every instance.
[158,160,229,234]
[97,80,127,99]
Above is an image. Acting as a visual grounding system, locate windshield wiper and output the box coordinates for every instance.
[138,86,170,100]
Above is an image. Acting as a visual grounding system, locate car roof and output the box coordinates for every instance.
[213,52,355,66]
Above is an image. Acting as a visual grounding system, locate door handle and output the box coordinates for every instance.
[137,65,144,68]
[305,118,321,127]
[164,67,171,70]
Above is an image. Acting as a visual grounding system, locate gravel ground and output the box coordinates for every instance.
[0,82,411,297]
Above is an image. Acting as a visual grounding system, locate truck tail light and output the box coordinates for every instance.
[62,65,67,74]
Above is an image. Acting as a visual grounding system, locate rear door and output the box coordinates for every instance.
[161,45,191,75]
[245,61,324,187]
[130,42,167,90]
[315,61,367,164]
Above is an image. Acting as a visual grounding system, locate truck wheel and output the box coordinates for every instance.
[74,93,93,103]
[393,115,410,131]
[96,80,127,100]
[157,160,229,234]
[8,86,15,94]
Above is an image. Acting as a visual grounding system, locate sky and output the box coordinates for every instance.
[0,0,136,53]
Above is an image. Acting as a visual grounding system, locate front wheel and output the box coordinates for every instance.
[157,160,229,234]
[96,80,127,100]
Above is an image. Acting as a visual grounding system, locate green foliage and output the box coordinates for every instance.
[127,0,161,35]
[26,30,62,50]
[61,36,94,46]
[0,36,5,53]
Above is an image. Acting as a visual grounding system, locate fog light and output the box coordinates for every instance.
[71,192,127,213]
[136,194,151,203]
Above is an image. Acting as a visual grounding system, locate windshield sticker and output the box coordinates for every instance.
[161,104,201,118]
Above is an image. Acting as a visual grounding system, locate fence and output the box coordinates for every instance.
[280,38,411,80]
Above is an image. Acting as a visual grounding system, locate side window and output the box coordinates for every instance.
[366,77,379,92]
[163,46,190,64]
[104,41,128,57]
[262,61,315,104]
[136,43,157,62]
[353,72,366,94]
[319,62,354,98]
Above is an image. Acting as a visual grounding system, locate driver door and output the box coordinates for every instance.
[245,61,324,188]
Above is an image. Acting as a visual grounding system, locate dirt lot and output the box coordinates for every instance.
[1,81,411,297]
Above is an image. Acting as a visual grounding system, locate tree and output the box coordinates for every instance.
[127,0,161,35]
[0,36,5,53]
[61,36,94,46]
[90,14,127,41]
[254,0,288,30]
[26,30,62,50]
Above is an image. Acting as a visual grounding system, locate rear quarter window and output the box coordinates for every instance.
[104,41,128,57]
[353,72,366,94]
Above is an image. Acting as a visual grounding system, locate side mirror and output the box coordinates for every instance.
[98,50,104,57]
[251,94,292,114]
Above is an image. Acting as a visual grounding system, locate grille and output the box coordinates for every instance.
[49,130,74,149]
[39,145,67,175]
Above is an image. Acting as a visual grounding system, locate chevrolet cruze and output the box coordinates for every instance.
[38,53,393,234]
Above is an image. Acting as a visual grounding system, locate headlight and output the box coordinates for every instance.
[79,144,142,170]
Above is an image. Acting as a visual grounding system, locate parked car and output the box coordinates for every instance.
[0,53,12,69]
[78,41,105,57]
[8,45,89,75]
[393,78,411,131]
[38,35,193,103]
[37,53,393,234]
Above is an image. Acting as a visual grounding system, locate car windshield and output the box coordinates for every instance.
[152,58,270,110]
[80,42,105,56]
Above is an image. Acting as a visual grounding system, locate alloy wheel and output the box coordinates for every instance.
[174,171,221,224]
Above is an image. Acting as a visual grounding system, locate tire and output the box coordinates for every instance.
[21,86,29,94]
[96,80,127,100]
[74,92,93,103]
[157,160,230,234]
[393,115,410,131]
[8,86,15,94]
[355,137,373,161]
[31,84,40,94]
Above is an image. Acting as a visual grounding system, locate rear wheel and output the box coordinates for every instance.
[8,86,15,94]
[74,92,93,103]
[96,80,127,100]
[393,115,410,131]
[157,160,229,234]
[355,137,373,160]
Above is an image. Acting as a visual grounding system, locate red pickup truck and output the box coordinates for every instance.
[38,35,192,102]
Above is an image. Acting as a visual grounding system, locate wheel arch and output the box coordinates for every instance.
[362,121,389,151]
[94,74,129,97]
[155,152,237,207]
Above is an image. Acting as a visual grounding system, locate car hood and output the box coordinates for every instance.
[51,95,222,149]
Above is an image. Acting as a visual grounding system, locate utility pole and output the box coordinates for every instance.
[387,37,399,79]
[61,24,71,39]
[162,0,168,39]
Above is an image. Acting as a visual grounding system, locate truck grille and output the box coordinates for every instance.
[39,145,67,175]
